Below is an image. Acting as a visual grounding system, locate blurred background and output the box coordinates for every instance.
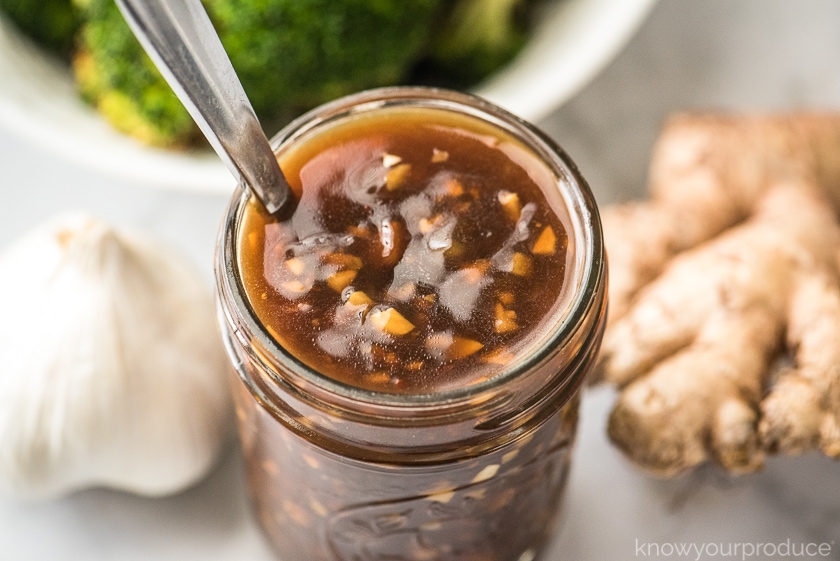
[1,0,839,559]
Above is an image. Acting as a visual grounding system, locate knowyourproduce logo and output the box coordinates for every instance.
[635,539,834,560]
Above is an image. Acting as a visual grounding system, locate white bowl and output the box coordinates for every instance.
[0,0,656,194]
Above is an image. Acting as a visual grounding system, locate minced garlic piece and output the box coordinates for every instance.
[481,347,516,365]
[419,215,441,234]
[346,290,374,307]
[324,253,363,269]
[449,336,484,358]
[498,291,515,305]
[385,163,411,191]
[326,270,357,292]
[472,464,500,483]
[368,307,415,335]
[390,283,416,300]
[444,178,464,197]
[531,226,557,255]
[495,303,519,333]
[281,280,308,295]
[498,191,521,221]
[365,372,391,385]
[428,490,455,503]
[510,252,533,276]
[382,153,403,167]
[284,257,306,276]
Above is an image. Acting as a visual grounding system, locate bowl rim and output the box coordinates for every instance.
[0,0,658,194]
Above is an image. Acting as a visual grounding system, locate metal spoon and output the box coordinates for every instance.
[115,0,293,214]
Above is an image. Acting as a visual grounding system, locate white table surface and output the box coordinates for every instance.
[2,1,840,559]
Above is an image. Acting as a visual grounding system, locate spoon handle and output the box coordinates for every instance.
[116,0,292,213]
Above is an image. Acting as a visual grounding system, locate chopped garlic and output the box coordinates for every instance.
[495,303,519,333]
[346,290,374,307]
[498,291,515,305]
[449,336,484,358]
[531,226,557,255]
[428,490,455,503]
[444,178,464,197]
[431,148,449,163]
[510,252,532,276]
[366,371,391,385]
[284,257,306,276]
[481,347,516,365]
[389,283,416,301]
[498,191,522,222]
[502,450,519,464]
[382,153,403,167]
[324,253,363,269]
[472,464,500,483]
[281,280,309,295]
[385,163,411,191]
[326,269,357,292]
[419,215,441,234]
[368,307,415,335]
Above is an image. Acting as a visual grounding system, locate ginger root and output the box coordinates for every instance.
[600,114,840,476]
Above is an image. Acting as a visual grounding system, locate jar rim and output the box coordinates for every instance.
[216,86,605,410]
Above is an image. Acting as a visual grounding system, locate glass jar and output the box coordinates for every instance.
[215,87,607,561]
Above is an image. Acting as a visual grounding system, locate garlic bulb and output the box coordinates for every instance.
[0,213,232,499]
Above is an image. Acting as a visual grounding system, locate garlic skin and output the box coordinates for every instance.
[0,213,232,499]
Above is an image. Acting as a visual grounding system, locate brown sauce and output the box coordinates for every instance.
[238,107,573,393]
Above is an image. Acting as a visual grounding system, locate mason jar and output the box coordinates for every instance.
[215,87,607,561]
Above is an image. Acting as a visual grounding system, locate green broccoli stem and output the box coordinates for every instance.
[432,0,527,80]
[443,0,523,56]
[0,0,80,57]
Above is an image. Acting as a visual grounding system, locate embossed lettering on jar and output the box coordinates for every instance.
[215,87,607,561]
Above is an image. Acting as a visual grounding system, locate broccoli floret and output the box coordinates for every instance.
[73,0,198,148]
[425,0,539,86]
[0,0,80,57]
[207,0,444,127]
[72,0,444,148]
